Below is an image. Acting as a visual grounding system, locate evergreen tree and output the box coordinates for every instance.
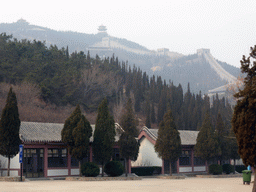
[119,132,139,177]
[228,128,240,173]
[72,115,92,176]
[154,110,182,175]
[61,105,92,176]
[150,102,156,124]
[119,98,139,137]
[0,87,21,176]
[232,45,256,192]
[92,98,116,177]
[145,99,151,128]
[157,90,167,124]
[194,112,221,173]
[119,98,140,176]
[61,105,82,148]
[215,113,229,164]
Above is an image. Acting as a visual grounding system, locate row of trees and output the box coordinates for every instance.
[61,97,139,177]
[0,33,233,131]
[0,87,139,177]
[154,108,239,176]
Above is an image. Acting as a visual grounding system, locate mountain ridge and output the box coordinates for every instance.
[0,19,241,94]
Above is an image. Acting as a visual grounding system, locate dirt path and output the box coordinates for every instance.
[0,177,253,192]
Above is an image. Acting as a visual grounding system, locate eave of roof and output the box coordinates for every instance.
[140,126,199,146]
[20,122,123,143]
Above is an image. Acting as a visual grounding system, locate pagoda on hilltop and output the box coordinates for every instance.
[98,25,107,34]
[16,18,29,25]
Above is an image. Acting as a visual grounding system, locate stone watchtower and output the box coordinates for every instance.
[197,49,210,57]
[98,25,108,34]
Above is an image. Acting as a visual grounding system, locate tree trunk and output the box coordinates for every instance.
[253,168,256,192]
[125,158,128,177]
[169,161,172,176]
[206,160,209,174]
[233,158,236,174]
[101,162,104,177]
[79,160,82,177]
[7,156,10,176]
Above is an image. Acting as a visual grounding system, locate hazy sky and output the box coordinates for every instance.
[1,0,256,68]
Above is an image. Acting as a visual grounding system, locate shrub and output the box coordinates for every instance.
[222,164,234,174]
[81,162,100,177]
[209,164,222,175]
[152,166,162,175]
[104,161,124,177]
[235,165,247,173]
[131,167,155,176]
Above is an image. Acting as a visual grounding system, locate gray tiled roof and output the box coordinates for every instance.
[20,122,122,143]
[142,127,199,145]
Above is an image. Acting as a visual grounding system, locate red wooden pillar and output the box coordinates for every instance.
[89,146,93,162]
[44,145,48,177]
[191,149,194,173]
[177,159,180,174]
[128,159,131,173]
[67,150,71,176]
[161,159,164,174]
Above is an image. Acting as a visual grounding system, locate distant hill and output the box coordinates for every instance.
[0,19,241,94]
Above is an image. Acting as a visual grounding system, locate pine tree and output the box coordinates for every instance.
[92,98,116,177]
[61,105,82,149]
[0,87,21,176]
[72,115,92,176]
[61,105,92,176]
[194,112,221,173]
[154,110,182,175]
[232,45,256,192]
[119,132,139,177]
[157,90,167,124]
[215,113,229,164]
[228,128,240,173]
[119,98,138,137]
[150,102,156,124]
[119,98,140,176]
[145,99,151,128]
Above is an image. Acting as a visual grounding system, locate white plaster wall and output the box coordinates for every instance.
[179,167,192,173]
[194,166,206,172]
[231,159,244,165]
[132,137,162,167]
[0,154,20,169]
[71,169,79,176]
[1,170,19,176]
[47,169,68,177]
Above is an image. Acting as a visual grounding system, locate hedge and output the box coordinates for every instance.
[209,164,222,175]
[131,166,162,176]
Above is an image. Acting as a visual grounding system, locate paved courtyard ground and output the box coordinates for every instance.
[0,177,254,192]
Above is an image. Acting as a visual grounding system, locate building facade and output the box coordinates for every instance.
[0,122,129,178]
[132,127,206,174]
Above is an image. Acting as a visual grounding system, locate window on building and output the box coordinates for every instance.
[193,156,205,166]
[179,150,191,166]
[48,148,67,167]
[112,148,120,161]
[71,156,89,167]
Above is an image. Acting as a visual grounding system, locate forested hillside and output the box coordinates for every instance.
[0,33,233,131]
[0,20,240,94]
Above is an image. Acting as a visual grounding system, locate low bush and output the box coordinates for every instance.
[81,162,100,177]
[209,164,223,175]
[104,161,124,177]
[235,165,247,173]
[131,167,155,176]
[222,164,234,174]
[152,166,162,175]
